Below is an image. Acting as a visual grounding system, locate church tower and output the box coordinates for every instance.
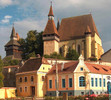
[43,3,60,55]
[5,26,22,60]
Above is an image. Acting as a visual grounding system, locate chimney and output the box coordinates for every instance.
[61,62,64,71]
[36,54,41,58]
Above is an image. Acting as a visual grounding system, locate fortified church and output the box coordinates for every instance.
[43,4,104,60]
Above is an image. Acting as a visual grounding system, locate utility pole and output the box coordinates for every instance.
[56,59,59,98]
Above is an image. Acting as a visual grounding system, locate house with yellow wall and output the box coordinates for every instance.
[16,57,52,98]
[46,55,111,96]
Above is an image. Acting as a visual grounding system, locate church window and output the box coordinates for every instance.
[78,45,81,55]
[79,76,85,87]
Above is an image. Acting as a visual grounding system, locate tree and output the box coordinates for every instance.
[44,52,64,59]
[0,56,4,88]
[3,57,20,66]
[19,30,43,60]
[66,48,79,60]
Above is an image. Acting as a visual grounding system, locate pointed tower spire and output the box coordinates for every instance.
[48,1,54,17]
[57,18,60,31]
[10,24,17,40]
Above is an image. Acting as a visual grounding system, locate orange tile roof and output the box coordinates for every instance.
[85,25,91,33]
[48,5,54,16]
[47,61,79,75]
[58,14,99,41]
[43,20,59,36]
[85,63,111,75]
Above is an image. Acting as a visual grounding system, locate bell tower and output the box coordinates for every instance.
[43,3,60,55]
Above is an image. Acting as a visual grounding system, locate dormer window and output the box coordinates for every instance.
[80,67,83,71]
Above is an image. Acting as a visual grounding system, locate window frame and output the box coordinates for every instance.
[19,77,22,82]
[31,76,34,82]
[49,80,52,89]
[95,78,98,87]
[24,77,27,82]
[103,79,105,87]
[79,76,85,87]
[62,79,65,88]
[69,78,72,88]
[91,78,94,87]
[99,78,102,87]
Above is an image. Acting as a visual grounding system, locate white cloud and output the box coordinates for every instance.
[0,0,13,7]
[1,15,12,24]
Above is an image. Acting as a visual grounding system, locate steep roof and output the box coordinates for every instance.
[10,26,17,39]
[17,57,49,73]
[43,20,59,36]
[85,63,111,75]
[47,61,79,75]
[5,40,20,47]
[58,14,99,41]
[48,5,54,16]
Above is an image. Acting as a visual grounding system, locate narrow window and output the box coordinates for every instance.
[55,79,57,89]
[99,78,102,87]
[79,76,85,87]
[69,78,72,87]
[49,80,52,88]
[24,77,27,82]
[42,76,45,81]
[20,87,22,92]
[19,77,22,82]
[78,45,81,55]
[31,76,34,82]
[95,78,98,87]
[25,87,27,92]
[103,79,105,87]
[91,78,94,87]
[62,79,65,88]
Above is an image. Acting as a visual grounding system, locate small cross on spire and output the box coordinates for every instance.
[51,1,52,6]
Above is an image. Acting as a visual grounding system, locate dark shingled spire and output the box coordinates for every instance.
[10,26,17,39]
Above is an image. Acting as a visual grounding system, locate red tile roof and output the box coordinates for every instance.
[85,63,111,75]
[43,20,59,36]
[48,5,54,16]
[58,14,99,41]
[47,61,79,75]
[17,57,49,73]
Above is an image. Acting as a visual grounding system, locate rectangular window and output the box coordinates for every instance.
[69,78,72,87]
[99,78,102,87]
[24,77,27,82]
[103,79,105,87]
[79,76,85,87]
[19,77,22,82]
[95,78,98,87]
[62,79,65,88]
[55,79,57,89]
[20,87,22,92]
[49,80,52,88]
[25,87,27,92]
[31,76,34,82]
[91,78,94,87]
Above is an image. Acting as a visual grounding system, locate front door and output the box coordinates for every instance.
[31,86,35,96]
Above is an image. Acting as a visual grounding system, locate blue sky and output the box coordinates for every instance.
[0,0,111,58]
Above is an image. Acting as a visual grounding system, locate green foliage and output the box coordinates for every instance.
[0,56,4,88]
[3,57,20,66]
[89,57,97,61]
[44,52,64,59]
[19,30,43,60]
[66,48,79,60]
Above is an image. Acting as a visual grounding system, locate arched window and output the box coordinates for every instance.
[78,45,81,55]
[79,76,85,87]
